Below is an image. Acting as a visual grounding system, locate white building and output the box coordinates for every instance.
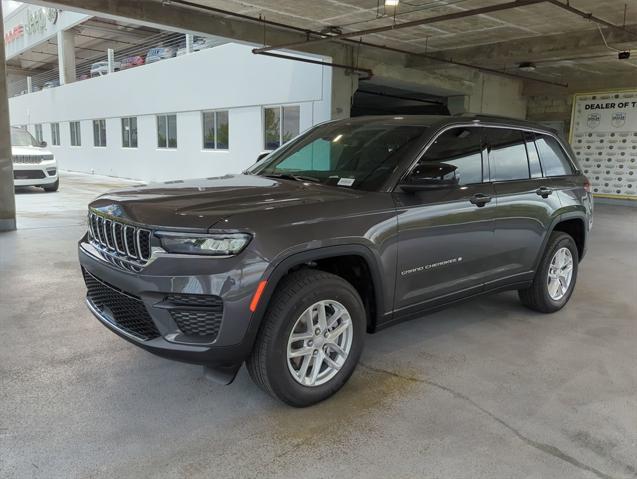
[5,5,332,182]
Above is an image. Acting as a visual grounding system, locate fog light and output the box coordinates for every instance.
[46,168,57,176]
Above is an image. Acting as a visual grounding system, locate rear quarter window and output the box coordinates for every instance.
[535,134,574,176]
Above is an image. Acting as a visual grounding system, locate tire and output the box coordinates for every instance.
[43,178,59,192]
[246,269,366,407]
[518,231,579,313]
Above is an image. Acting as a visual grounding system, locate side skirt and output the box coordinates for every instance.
[375,279,533,332]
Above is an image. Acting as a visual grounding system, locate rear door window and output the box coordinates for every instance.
[535,134,574,176]
[485,128,530,182]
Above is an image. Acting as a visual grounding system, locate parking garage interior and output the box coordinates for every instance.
[1,1,636,478]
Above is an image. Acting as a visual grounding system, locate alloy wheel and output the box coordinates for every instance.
[286,300,353,387]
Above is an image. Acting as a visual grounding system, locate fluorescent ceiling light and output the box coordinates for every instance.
[385,0,399,6]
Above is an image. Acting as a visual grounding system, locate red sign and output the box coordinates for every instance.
[4,25,24,44]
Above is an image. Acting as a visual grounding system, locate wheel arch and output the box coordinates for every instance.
[535,212,587,271]
[250,245,387,335]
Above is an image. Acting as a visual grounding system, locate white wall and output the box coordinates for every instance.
[9,43,331,181]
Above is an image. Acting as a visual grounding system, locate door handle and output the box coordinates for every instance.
[536,186,553,198]
[470,193,492,207]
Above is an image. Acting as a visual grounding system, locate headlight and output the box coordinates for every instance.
[156,232,252,256]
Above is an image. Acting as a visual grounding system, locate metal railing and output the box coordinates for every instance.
[10,31,228,98]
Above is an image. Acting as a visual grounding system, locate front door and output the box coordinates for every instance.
[393,126,497,315]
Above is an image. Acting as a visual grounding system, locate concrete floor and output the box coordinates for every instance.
[1,172,636,479]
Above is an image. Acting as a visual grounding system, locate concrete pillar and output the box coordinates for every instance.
[186,34,193,54]
[0,1,17,231]
[330,67,358,120]
[107,49,115,74]
[57,30,76,85]
[27,76,33,94]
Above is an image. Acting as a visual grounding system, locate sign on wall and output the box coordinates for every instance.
[569,90,637,200]
[3,6,89,59]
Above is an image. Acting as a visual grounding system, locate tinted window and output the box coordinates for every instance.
[486,128,529,181]
[416,127,484,185]
[523,131,542,178]
[535,134,573,176]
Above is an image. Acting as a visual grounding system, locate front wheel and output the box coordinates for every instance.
[246,269,365,407]
[42,178,59,192]
[518,231,579,313]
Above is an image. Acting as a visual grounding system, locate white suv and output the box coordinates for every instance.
[11,127,59,192]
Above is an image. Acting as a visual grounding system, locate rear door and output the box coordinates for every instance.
[393,126,497,314]
[487,127,561,284]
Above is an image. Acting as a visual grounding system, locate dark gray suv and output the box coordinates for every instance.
[79,115,593,406]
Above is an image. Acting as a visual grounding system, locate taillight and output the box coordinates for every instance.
[583,176,592,193]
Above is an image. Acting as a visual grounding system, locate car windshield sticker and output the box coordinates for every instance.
[337,178,355,187]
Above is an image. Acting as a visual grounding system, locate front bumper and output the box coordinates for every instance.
[13,160,58,187]
[78,236,268,379]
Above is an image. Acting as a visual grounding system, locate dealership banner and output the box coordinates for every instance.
[570,90,637,200]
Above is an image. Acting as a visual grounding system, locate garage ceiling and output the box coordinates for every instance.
[176,0,637,82]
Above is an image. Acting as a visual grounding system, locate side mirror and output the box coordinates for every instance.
[39,141,47,148]
[256,151,271,162]
[399,162,458,193]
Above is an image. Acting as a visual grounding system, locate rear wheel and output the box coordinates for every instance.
[518,231,578,313]
[247,269,365,407]
[43,178,59,192]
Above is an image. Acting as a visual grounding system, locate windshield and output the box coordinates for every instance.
[10,128,39,147]
[249,121,428,191]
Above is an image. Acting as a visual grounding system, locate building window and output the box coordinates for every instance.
[50,123,60,146]
[34,124,43,143]
[264,105,300,150]
[70,121,81,146]
[157,114,177,148]
[121,117,138,148]
[93,119,107,147]
[202,110,229,150]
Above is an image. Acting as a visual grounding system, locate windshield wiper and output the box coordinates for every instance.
[262,173,322,183]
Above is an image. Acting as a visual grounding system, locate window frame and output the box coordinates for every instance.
[156,114,177,149]
[395,122,577,191]
[263,105,300,150]
[484,126,531,183]
[201,110,229,150]
[92,119,107,147]
[70,121,81,147]
[121,117,138,149]
[50,122,60,146]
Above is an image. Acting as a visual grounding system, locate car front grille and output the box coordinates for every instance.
[83,268,160,341]
[12,154,54,164]
[166,294,223,339]
[88,211,152,271]
[14,170,46,179]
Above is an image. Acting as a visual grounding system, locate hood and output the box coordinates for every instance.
[89,174,364,231]
[12,146,52,156]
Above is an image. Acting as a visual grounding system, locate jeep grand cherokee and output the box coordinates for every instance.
[79,115,593,406]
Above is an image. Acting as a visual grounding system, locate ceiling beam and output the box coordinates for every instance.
[252,0,546,54]
[407,24,637,69]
